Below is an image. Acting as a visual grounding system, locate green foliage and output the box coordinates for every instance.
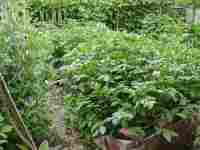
[0,27,50,141]
[55,22,200,138]
[0,114,12,150]
[28,0,174,31]
[0,0,53,146]
[154,128,178,143]
[1,0,200,148]
[186,24,200,48]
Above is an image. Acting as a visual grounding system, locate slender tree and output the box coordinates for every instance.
[192,0,197,24]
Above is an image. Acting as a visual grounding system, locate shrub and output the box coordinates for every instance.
[55,23,200,139]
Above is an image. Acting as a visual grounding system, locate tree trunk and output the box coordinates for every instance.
[192,0,197,24]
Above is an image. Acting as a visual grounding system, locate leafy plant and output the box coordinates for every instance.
[57,22,200,139]
[0,114,12,150]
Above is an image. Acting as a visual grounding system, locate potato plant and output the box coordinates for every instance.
[56,22,200,139]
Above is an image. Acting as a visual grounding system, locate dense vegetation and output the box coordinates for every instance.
[28,0,174,31]
[0,0,200,149]
[61,21,200,138]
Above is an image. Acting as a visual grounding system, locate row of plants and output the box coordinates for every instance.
[43,19,200,142]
